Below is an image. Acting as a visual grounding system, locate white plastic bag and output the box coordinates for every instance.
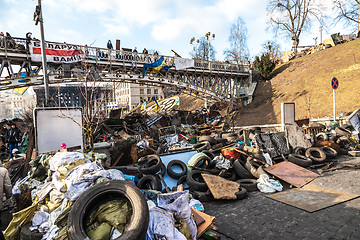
[49,152,88,172]
[157,191,197,240]
[32,211,49,227]
[257,174,283,193]
[145,205,186,240]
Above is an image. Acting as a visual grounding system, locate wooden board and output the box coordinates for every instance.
[192,208,216,238]
[267,184,359,212]
[191,208,205,227]
[202,174,240,200]
[264,161,319,188]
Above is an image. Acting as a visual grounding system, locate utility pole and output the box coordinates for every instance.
[319,26,323,44]
[34,0,50,106]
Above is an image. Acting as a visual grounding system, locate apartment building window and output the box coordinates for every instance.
[147,89,151,94]
[140,89,144,94]
[154,89,158,94]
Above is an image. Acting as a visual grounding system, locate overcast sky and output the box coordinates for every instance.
[0,0,355,60]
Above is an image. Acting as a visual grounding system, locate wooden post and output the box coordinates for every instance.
[22,127,34,178]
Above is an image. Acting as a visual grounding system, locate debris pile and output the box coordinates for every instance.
[2,99,360,240]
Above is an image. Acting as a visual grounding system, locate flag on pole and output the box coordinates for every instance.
[143,56,172,77]
[140,101,146,110]
[174,99,180,106]
[154,98,160,111]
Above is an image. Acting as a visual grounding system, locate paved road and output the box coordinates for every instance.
[203,157,360,240]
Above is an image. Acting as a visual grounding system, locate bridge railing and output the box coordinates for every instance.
[0,36,250,73]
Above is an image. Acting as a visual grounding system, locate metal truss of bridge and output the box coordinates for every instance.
[0,36,256,102]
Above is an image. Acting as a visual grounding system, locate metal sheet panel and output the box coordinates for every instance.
[267,184,359,212]
[264,161,319,188]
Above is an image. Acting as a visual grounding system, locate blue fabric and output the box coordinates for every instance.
[8,142,18,158]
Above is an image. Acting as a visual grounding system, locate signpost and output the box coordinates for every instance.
[331,77,339,121]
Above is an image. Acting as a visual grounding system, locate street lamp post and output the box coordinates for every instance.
[205,32,215,61]
[190,37,199,59]
[34,0,50,106]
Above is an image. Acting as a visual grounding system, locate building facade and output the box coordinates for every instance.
[115,83,163,110]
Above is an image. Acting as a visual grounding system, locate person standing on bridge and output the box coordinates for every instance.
[107,40,113,50]
[0,32,4,48]
[107,40,113,60]
[26,32,32,53]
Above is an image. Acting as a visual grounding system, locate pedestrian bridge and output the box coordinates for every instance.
[0,36,256,102]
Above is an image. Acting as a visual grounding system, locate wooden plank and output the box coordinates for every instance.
[192,208,216,239]
[267,184,359,212]
[202,174,240,200]
[264,161,319,188]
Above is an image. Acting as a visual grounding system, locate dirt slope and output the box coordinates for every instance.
[234,39,360,126]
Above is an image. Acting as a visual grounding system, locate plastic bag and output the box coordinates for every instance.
[107,169,125,180]
[257,174,283,193]
[32,211,49,227]
[157,191,197,240]
[145,204,186,240]
[212,156,232,170]
[189,199,204,212]
[64,178,94,201]
[49,152,88,172]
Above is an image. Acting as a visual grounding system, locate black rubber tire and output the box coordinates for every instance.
[167,160,187,179]
[192,190,214,202]
[235,187,248,200]
[335,126,352,137]
[189,155,211,170]
[198,136,216,145]
[222,132,237,139]
[137,175,162,191]
[316,132,329,141]
[305,147,327,163]
[193,141,211,151]
[201,150,216,160]
[236,179,258,192]
[233,160,254,179]
[67,180,149,240]
[177,175,187,186]
[186,170,208,192]
[288,154,313,167]
[214,138,228,144]
[293,147,306,156]
[211,143,224,150]
[223,169,237,181]
[138,155,162,175]
[321,146,337,159]
[336,136,355,147]
[20,223,44,240]
[156,163,166,177]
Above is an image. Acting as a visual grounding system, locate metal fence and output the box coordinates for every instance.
[0,36,251,73]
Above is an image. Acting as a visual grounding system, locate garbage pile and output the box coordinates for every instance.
[3,101,360,240]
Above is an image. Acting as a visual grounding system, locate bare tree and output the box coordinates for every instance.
[224,17,250,64]
[262,40,282,61]
[190,37,216,61]
[333,0,360,34]
[267,0,324,53]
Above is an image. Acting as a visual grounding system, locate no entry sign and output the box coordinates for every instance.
[331,77,339,90]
